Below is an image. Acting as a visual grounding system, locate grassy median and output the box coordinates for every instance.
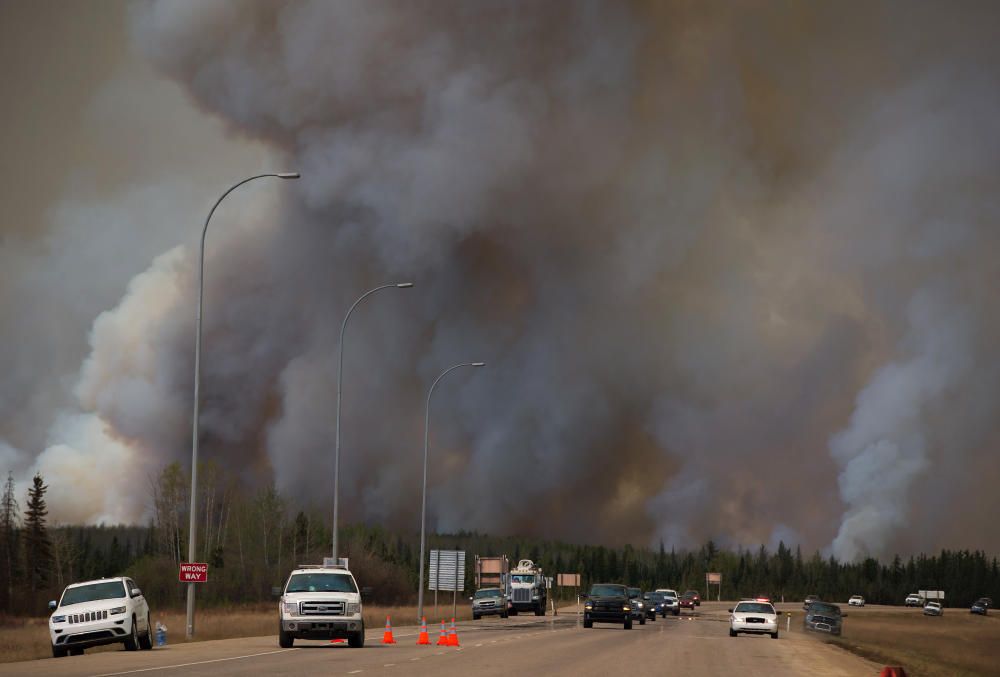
[785,607,1000,676]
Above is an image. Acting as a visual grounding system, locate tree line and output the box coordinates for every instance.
[2,465,997,616]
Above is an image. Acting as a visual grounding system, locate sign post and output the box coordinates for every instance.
[706,572,721,601]
[558,573,581,613]
[179,563,209,583]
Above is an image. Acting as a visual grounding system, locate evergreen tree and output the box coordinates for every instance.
[1,472,20,610]
[23,473,52,592]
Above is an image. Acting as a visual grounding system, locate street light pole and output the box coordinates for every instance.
[331,283,414,565]
[417,361,485,622]
[186,172,299,640]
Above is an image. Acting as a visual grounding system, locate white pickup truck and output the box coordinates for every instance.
[278,564,365,647]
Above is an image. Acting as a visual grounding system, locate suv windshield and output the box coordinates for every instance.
[734,602,775,614]
[61,581,126,606]
[474,589,501,599]
[809,602,841,615]
[285,573,357,594]
[590,584,626,597]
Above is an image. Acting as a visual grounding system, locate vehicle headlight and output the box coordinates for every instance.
[584,603,593,610]
[51,615,66,623]
[623,606,631,612]
[347,602,361,615]
[109,606,126,616]
[733,616,744,623]
[637,602,644,609]
[282,602,298,615]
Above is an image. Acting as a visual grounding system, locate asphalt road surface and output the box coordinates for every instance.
[0,603,879,676]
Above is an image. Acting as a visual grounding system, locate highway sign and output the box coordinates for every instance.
[179,562,208,583]
[429,550,465,592]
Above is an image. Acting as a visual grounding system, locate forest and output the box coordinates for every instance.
[2,465,997,616]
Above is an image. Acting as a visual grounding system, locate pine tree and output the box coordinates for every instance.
[23,473,52,592]
[1,472,20,610]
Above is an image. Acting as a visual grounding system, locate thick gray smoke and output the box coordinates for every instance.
[9,0,1000,558]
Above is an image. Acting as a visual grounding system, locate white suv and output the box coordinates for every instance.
[848,595,865,607]
[279,565,365,647]
[49,577,152,657]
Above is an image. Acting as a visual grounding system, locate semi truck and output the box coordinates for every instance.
[473,556,549,616]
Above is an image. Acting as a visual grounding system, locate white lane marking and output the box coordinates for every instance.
[410,657,421,661]
[475,643,483,647]
[348,671,363,674]
[93,649,295,676]
[383,664,396,667]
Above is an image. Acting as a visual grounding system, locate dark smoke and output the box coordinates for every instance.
[14,0,1000,558]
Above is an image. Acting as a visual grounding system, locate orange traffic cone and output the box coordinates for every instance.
[416,617,431,645]
[436,619,449,645]
[446,617,460,647]
[382,616,396,644]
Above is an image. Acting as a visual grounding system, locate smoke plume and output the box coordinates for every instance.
[6,0,1000,558]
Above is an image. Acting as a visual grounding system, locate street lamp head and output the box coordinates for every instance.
[396,282,415,288]
[277,172,301,179]
[472,362,486,367]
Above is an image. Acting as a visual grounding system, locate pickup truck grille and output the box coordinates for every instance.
[478,601,496,608]
[300,600,345,616]
[512,589,530,603]
[69,610,108,624]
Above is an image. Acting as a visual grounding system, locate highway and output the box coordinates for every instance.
[0,603,879,676]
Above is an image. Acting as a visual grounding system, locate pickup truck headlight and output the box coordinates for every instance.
[347,602,361,615]
[637,602,644,609]
[584,603,593,610]
[109,606,126,616]
[282,602,298,615]
[623,606,631,612]
[51,615,66,623]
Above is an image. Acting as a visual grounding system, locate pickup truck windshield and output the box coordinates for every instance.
[61,581,126,606]
[285,573,357,594]
[474,589,501,599]
[809,602,841,615]
[590,584,626,597]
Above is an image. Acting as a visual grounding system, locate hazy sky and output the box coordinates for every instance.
[2,1,999,561]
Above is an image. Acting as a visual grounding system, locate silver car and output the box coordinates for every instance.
[471,587,509,619]
[923,601,943,616]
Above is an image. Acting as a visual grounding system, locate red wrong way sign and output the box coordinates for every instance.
[179,562,209,583]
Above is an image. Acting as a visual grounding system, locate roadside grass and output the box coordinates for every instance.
[790,607,1000,676]
[0,604,482,664]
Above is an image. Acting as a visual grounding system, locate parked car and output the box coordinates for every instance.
[683,590,701,606]
[679,592,697,610]
[626,587,647,625]
[471,587,509,620]
[729,600,779,639]
[48,577,152,657]
[644,591,666,619]
[583,584,632,629]
[803,594,821,610]
[803,601,844,636]
[923,601,944,616]
[656,588,680,616]
[970,599,989,615]
[848,595,865,607]
[904,593,923,607]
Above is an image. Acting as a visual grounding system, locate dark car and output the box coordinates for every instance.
[803,594,821,610]
[971,598,989,615]
[584,584,632,630]
[640,592,659,621]
[683,590,701,606]
[803,601,844,636]
[626,587,647,625]
[679,592,697,611]
[645,591,667,618]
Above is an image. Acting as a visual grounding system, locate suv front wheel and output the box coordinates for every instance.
[124,617,139,651]
[348,624,365,648]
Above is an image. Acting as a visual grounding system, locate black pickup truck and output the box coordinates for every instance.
[583,583,632,629]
